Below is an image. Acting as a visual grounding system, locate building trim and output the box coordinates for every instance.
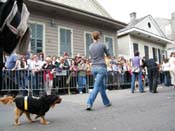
[26,0,126,30]
[118,27,173,45]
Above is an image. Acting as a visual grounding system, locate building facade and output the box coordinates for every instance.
[155,11,175,55]
[117,12,173,63]
[25,0,126,58]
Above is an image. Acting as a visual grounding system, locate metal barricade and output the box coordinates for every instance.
[86,71,131,90]
[86,72,94,90]
[106,71,120,90]
[115,71,131,89]
[1,69,132,96]
[2,69,44,96]
[54,70,88,95]
[53,69,70,94]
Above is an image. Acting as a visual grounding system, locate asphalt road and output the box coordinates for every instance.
[0,86,175,131]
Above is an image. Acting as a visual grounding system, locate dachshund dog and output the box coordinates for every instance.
[0,95,62,125]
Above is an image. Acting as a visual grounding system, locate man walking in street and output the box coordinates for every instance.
[142,57,159,93]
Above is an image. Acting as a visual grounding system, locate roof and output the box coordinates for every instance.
[118,16,147,33]
[25,0,127,30]
[117,15,173,45]
[118,15,167,37]
[49,0,112,18]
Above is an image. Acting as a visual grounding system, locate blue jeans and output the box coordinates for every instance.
[163,71,171,86]
[77,76,86,93]
[131,71,144,93]
[18,71,28,96]
[87,66,110,107]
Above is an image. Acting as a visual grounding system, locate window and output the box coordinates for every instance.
[152,47,158,62]
[162,50,167,59]
[30,23,43,53]
[85,32,93,57]
[158,49,162,64]
[148,22,151,28]
[105,36,114,56]
[133,43,138,54]
[59,27,72,56]
[144,45,149,59]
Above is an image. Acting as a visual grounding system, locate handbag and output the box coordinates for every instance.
[132,67,140,73]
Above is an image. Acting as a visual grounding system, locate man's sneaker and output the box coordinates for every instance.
[86,105,92,111]
[140,91,145,93]
[105,103,112,107]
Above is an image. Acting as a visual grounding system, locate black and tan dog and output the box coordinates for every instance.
[0,95,62,125]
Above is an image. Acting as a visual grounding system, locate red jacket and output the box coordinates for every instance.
[44,70,54,81]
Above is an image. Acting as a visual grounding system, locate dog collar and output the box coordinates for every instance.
[24,96,28,110]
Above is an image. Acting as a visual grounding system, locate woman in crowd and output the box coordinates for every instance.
[42,56,55,95]
[52,56,59,68]
[86,31,111,110]
[68,59,78,89]
[130,51,144,93]
[162,58,171,86]
[13,55,28,96]
[169,52,175,88]
[77,58,88,94]
[18,56,28,96]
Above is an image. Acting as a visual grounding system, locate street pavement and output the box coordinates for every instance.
[0,86,175,131]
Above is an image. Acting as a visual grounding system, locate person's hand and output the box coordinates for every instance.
[44,64,48,68]
[51,69,56,74]
[11,68,16,71]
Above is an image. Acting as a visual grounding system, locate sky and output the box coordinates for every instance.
[97,0,175,23]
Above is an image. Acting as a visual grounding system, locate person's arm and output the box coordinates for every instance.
[42,63,47,69]
[63,61,69,69]
[12,60,20,70]
[104,44,111,59]
[24,61,28,69]
[130,59,133,67]
[139,58,143,67]
[141,58,147,68]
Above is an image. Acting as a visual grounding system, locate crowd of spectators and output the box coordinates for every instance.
[3,51,175,96]
[2,51,134,95]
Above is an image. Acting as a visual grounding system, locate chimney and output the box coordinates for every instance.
[171,11,175,40]
[130,12,136,23]
[171,11,175,20]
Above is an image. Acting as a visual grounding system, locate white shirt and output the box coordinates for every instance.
[31,60,42,70]
[162,62,170,71]
[169,57,175,70]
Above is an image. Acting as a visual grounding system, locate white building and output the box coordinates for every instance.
[155,11,175,56]
[117,12,173,63]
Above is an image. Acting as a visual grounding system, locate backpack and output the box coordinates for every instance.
[145,58,157,68]
[0,0,17,32]
[0,0,30,55]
